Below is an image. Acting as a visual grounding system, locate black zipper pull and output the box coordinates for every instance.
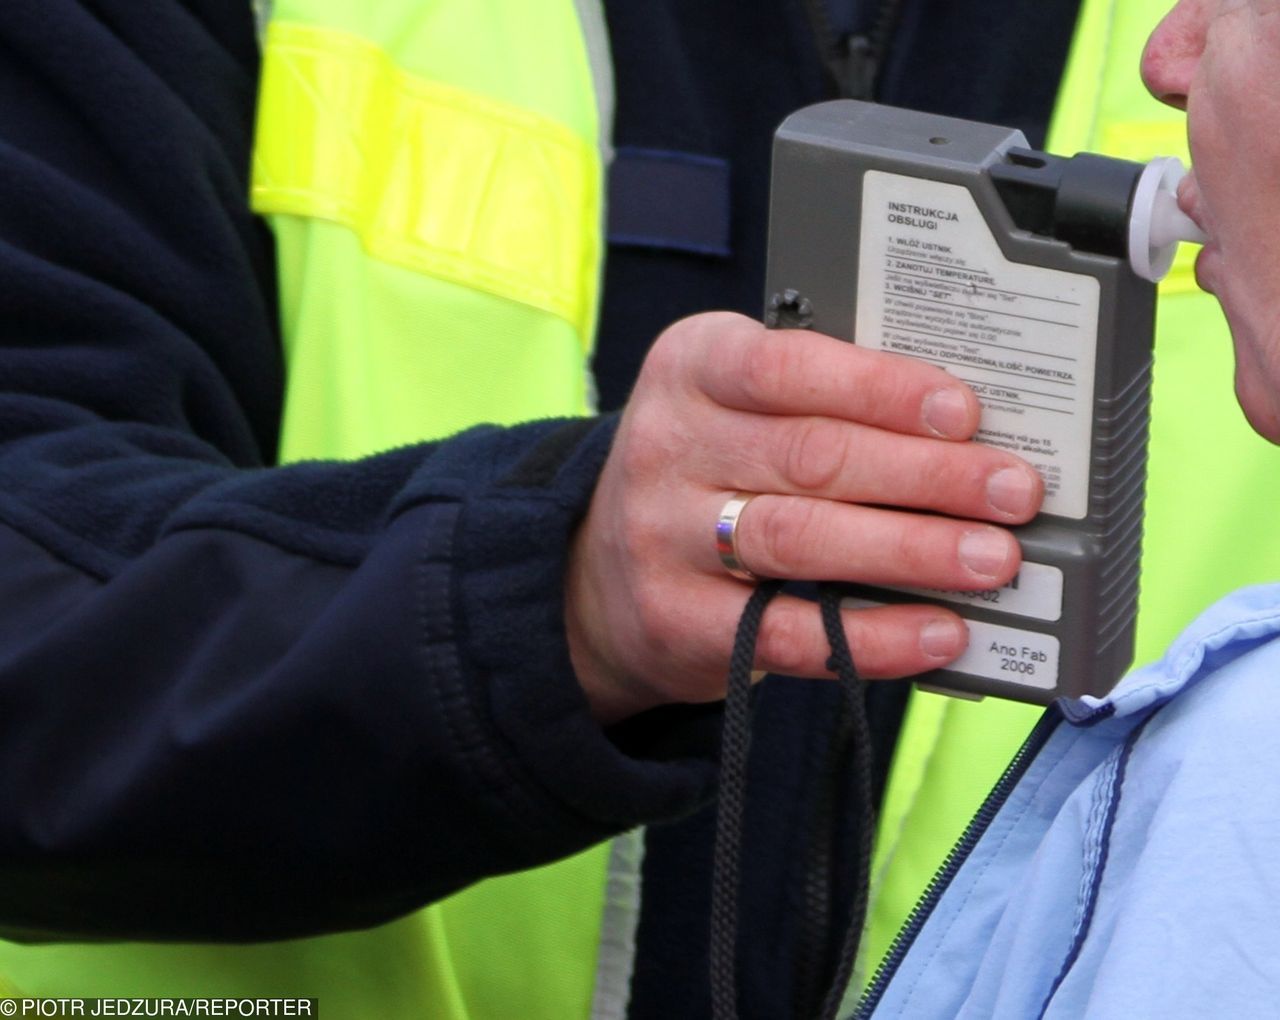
[839,33,878,101]
[801,0,906,101]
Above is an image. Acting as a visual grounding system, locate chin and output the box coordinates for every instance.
[1235,375,1280,444]
[1241,409,1280,444]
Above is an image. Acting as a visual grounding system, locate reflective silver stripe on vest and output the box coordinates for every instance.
[1077,0,1117,149]
[252,0,273,43]
[573,0,613,414]
[590,828,647,1020]
[573,0,616,169]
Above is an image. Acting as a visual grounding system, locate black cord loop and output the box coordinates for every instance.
[710,582,877,1020]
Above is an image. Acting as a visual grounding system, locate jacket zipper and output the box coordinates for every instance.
[800,0,906,100]
[852,702,1066,1018]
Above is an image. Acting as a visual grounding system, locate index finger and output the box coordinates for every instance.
[690,313,980,440]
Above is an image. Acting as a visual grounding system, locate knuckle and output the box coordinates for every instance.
[847,347,909,400]
[917,443,993,510]
[615,409,670,481]
[695,311,756,358]
[846,614,895,674]
[781,417,850,493]
[917,453,973,507]
[734,329,792,406]
[758,608,810,676]
[884,522,933,580]
[619,508,665,565]
[753,497,823,573]
[641,322,687,384]
[647,311,747,385]
[631,572,680,647]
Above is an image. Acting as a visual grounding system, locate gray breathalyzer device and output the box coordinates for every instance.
[764,100,1205,704]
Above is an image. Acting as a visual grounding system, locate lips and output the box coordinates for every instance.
[1176,172,1210,239]
[1193,245,1220,294]
[1176,171,1218,293]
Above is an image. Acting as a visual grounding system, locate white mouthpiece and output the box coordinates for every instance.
[1128,156,1207,282]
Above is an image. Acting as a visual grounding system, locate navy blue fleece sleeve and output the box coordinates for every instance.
[0,1,715,941]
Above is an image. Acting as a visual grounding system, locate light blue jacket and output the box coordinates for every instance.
[860,583,1280,1019]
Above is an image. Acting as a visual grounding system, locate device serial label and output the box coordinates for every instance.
[857,171,1101,520]
[877,561,1064,622]
[844,596,1059,690]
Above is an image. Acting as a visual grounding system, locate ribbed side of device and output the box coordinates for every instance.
[1091,358,1152,655]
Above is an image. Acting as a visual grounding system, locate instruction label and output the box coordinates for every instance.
[877,561,1063,622]
[844,596,1059,691]
[857,171,1100,519]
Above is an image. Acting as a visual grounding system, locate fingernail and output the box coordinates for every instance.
[921,618,965,659]
[986,466,1036,517]
[959,528,1012,580]
[922,388,972,439]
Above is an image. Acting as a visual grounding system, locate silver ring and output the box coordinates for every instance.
[715,492,761,582]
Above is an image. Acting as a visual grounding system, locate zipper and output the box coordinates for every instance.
[799,0,906,100]
[852,703,1066,1018]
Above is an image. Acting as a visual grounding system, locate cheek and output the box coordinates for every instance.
[1183,21,1280,439]
[1207,197,1280,349]
[1189,41,1280,245]
[1188,78,1280,327]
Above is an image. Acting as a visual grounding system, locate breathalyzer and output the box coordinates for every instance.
[764,100,1205,704]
